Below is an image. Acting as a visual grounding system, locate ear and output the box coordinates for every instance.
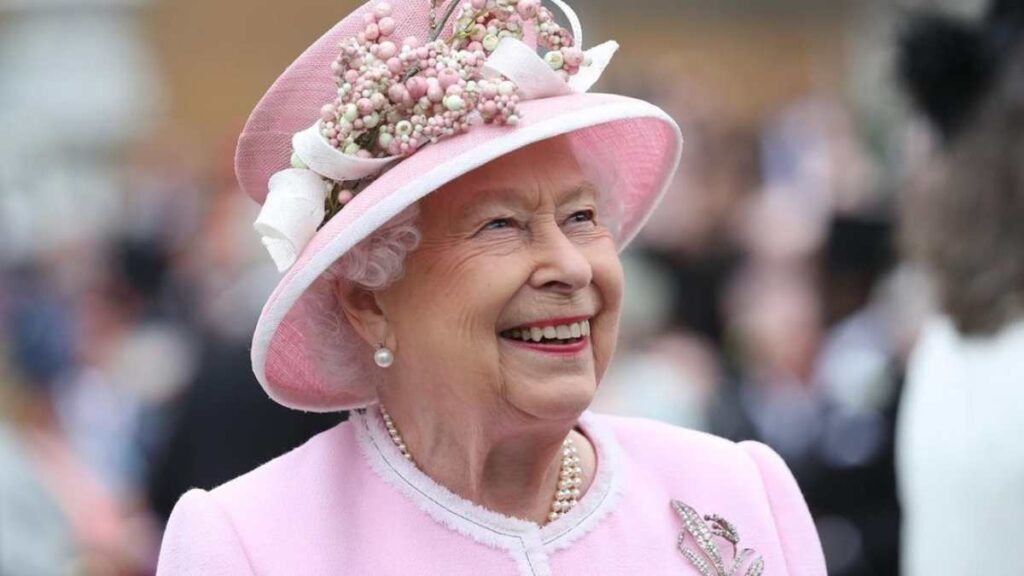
[336,283,394,351]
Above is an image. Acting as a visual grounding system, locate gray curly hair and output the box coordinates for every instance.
[326,204,423,291]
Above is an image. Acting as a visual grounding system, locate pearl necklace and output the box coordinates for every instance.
[380,405,583,523]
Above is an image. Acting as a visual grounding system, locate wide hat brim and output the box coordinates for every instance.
[236,1,683,412]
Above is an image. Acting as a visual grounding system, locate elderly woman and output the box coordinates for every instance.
[157,1,825,574]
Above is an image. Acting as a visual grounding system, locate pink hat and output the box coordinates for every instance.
[236,0,683,412]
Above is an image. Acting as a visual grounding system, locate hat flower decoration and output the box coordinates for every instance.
[255,0,620,272]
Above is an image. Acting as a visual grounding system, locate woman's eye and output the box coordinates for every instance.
[566,210,595,225]
[483,218,513,231]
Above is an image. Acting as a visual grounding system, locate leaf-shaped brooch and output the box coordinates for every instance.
[671,500,764,576]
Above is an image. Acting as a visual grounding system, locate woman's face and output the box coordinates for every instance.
[377,137,624,421]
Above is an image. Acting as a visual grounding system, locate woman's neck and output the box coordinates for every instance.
[377,397,596,525]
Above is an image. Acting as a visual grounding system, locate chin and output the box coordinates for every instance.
[510,375,597,422]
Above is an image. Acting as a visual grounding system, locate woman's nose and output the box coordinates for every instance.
[528,224,593,293]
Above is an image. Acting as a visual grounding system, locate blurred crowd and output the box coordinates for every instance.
[0,0,1009,575]
[0,128,343,572]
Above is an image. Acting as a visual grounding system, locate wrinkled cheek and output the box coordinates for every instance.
[592,316,619,384]
[592,255,624,383]
[420,321,498,387]
[590,294,622,384]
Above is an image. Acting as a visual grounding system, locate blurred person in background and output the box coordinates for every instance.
[636,85,757,349]
[896,0,1024,574]
[146,162,340,524]
[0,266,151,575]
[708,93,905,575]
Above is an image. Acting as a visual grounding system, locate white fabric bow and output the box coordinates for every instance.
[255,128,401,272]
[254,2,618,272]
[253,169,332,272]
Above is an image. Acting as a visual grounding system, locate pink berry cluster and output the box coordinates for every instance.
[309,0,586,219]
[452,0,581,79]
[451,0,587,77]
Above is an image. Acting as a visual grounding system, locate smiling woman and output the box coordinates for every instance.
[156,0,826,574]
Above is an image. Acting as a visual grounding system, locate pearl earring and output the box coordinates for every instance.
[374,345,394,368]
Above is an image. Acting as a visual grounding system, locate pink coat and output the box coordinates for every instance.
[157,408,826,575]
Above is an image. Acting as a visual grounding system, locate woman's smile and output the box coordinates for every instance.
[498,316,593,356]
[500,334,591,356]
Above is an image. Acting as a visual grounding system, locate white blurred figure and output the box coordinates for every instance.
[895,2,1024,574]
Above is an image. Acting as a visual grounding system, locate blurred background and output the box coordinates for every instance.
[0,0,987,573]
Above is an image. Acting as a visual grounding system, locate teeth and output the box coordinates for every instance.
[502,319,593,342]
